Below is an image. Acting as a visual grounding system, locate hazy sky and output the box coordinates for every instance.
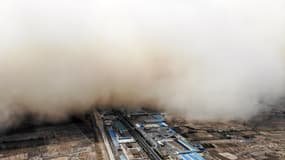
[0,0,285,129]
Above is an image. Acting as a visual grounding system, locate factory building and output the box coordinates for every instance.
[127,109,205,160]
[100,108,204,160]
[101,110,150,160]
[113,121,135,143]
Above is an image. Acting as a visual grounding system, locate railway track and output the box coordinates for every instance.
[116,112,163,160]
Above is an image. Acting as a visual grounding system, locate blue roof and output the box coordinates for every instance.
[191,153,205,160]
[177,139,198,152]
[180,153,205,160]
[177,138,205,160]
[180,153,193,160]
[160,122,168,127]
[120,155,127,160]
[108,129,119,147]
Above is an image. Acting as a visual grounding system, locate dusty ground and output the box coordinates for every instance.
[0,117,108,160]
[0,106,284,160]
[168,106,285,160]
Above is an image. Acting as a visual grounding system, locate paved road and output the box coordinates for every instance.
[93,111,115,160]
[116,112,163,160]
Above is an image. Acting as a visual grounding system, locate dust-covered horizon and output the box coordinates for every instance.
[0,0,285,130]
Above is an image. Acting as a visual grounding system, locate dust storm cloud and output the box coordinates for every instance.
[0,0,285,129]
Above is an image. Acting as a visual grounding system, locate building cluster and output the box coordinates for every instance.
[169,116,285,160]
[100,110,149,160]
[100,109,205,160]
[0,105,283,160]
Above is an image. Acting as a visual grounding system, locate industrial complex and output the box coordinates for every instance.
[98,108,205,160]
[0,106,284,160]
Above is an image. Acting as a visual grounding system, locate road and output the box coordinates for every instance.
[116,112,163,160]
[92,110,115,160]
